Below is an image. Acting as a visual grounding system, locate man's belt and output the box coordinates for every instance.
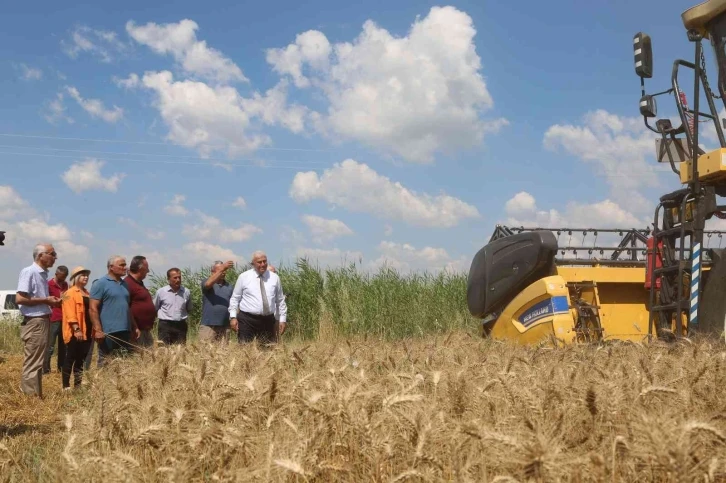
[240,310,274,318]
[23,314,49,320]
[21,314,50,325]
[159,318,187,324]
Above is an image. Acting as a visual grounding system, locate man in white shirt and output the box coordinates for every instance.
[229,251,287,344]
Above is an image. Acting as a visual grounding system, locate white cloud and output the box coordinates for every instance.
[61,159,125,194]
[65,86,123,123]
[62,25,128,63]
[182,211,262,243]
[301,214,353,243]
[371,241,467,273]
[279,226,306,245]
[0,186,89,266]
[701,108,726,149]
[120,19,306,158]
[267,6,506,163]
[3,219,88,260]
[543,109,662,212]
[266,30,331,88]
[44,93,73,125]
[126,19,246,84]
[118,217,165,240]
[239,80,307,134]
[502,191,648,228]
[114,73,140,89]
[505,191,536,216]
[0,186,32,219]
[164,194,189,216]
[232,196,247,209]
[139,71,303,156]
[184,242,245,265]
[19,64,42,81]
[289,159,479,227]
[15,218,72,241]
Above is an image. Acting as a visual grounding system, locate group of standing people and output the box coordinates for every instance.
[15,243,288,398]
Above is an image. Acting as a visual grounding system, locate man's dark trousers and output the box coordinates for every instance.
[237,311,277,344]
[158,319,188,345]
[44,320,66,373]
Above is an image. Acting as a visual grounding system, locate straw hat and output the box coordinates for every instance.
[69,266,91,282]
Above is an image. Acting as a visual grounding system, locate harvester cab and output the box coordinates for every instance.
[467,0,726,346]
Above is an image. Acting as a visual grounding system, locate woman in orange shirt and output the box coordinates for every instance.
[61,266,92,390]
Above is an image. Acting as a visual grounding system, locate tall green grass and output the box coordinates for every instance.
[0,316,23,354]
[148,259,476,340]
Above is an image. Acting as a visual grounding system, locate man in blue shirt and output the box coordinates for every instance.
[199,260,234,342]
[90,255,140,365]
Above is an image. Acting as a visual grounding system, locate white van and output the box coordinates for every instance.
[0,290,20,322]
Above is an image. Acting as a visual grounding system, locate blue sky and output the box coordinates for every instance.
[1,0,723,286]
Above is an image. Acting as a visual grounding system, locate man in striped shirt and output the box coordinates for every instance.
[153,268,192,345]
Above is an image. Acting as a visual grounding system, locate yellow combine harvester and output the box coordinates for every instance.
[467,0,726,346]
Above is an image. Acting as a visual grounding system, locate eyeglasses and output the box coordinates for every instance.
[44,252,57,257]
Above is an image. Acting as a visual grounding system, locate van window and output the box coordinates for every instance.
[4,294,17,310]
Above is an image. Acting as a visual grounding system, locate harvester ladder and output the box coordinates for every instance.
[648,189,696,339]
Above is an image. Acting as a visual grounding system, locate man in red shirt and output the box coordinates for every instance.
[44,265,68,373]
[124,255,157,349]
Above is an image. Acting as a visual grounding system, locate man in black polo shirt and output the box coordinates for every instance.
[199,260,234,342]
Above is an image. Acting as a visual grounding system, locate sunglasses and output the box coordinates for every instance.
[44,252,57,257]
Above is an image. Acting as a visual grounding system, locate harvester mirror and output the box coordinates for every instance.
[655,119,672,132]
[633,32,653,78]
[639,94,657,117]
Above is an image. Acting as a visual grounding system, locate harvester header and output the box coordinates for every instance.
[467,1,726,346]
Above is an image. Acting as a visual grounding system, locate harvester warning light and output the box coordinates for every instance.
[633,32,653,78]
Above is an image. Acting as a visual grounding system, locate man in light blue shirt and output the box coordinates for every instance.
[16,243,62,397]
[154,267,192,345]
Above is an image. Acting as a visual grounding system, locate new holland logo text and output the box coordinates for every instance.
[521,304,551,324]
[518,296,569,328]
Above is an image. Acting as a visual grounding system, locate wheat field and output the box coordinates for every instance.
[1,330,726,482]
